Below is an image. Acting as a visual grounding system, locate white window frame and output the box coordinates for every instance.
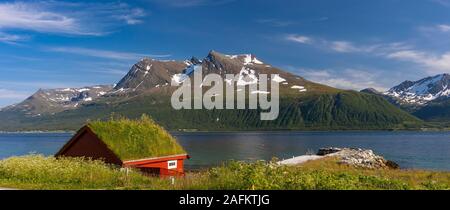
[168,160,177,169]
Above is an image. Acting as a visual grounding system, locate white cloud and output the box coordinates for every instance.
[432,0,450,7]
[284,33,450,78]
[46,47,171,60]
[113,8,146,25]
[285,33,420,62]
[0,1,146,39]
[0,80,92,90]
[419,24,450,34]
[285,33,450,75]
[150,0,235,7]
[299,69,331,78]
[296,68,389,91]
[92,68,129,76]
[286,35,312,44]
[326,41,411,54]
[330,41,361,53]
[0,32,28,44]
[0,2,84,35]
[0,89,30,99]
[387,50,450,74]
[437,24,450,32]
[285,34,411,55]
[257,19,295,27]
[0,89,32,108]
[0,2,78,35]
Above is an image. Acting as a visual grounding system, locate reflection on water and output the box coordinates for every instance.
[1,131,450,171]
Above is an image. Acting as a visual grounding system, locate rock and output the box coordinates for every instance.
[385,160,400,169]
[317,147,342,156]
[279,147,400,169]
[323,147,399,169]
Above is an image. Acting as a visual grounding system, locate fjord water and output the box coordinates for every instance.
[0,132,449,171]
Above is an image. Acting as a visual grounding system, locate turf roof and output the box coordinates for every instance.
[87,115,186,161]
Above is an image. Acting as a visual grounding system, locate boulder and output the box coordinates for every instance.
[317,147,342,156]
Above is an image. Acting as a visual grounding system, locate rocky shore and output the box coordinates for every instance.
[279,147,399,169]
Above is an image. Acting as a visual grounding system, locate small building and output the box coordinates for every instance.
[55,117,189,177]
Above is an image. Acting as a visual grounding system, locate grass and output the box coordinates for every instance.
[87,115,186,161]
[0,155,164,190]
[0,155,449,190]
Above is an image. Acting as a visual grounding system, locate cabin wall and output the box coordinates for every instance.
[135,159,185,176]
[58,131,122,165]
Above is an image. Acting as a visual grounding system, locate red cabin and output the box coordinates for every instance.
[55,118,189,177]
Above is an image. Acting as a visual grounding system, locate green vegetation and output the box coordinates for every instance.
[1,155,449,190]
[0,90,424,131]
[413,98,450,122]
[0,155,157,189]
[87,115,186,161]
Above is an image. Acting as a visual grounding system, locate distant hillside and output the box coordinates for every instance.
[0,51,422,131]
[412,97,450,122]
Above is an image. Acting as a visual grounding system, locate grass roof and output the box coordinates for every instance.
[87,115,186,161]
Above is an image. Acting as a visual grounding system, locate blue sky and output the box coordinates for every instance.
[1,0,450,107]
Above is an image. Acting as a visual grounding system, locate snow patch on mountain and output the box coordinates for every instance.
[225,54,264,65]
[291,85,307,92]
[39,87,111,103]
[237,67,258,86]
[251,90,270,94]
[77,88,90,92]
[272,75,286,83]
[172,64,202,84]
[384,74,450,105]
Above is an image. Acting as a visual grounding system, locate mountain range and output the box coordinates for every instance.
[2,85,113,117]
[361,73,450,122]
[0,51,423,131]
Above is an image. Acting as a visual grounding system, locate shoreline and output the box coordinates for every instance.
[2,129,450,134]
[1,153,450,172]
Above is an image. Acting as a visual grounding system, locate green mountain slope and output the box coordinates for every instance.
[0,51,422,131]
[412,98,450,122]
[0,90,421,131]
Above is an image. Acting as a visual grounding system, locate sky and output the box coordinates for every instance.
[1,0,450,107]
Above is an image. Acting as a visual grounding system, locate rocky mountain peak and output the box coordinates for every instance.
[206,50,263,65]
[189,56,202,65]
[384,73,450,105]
[113,58,188,92]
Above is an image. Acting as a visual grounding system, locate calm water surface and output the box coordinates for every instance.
[0,131,449,170]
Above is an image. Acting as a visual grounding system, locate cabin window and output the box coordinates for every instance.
[168,160,177,169]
